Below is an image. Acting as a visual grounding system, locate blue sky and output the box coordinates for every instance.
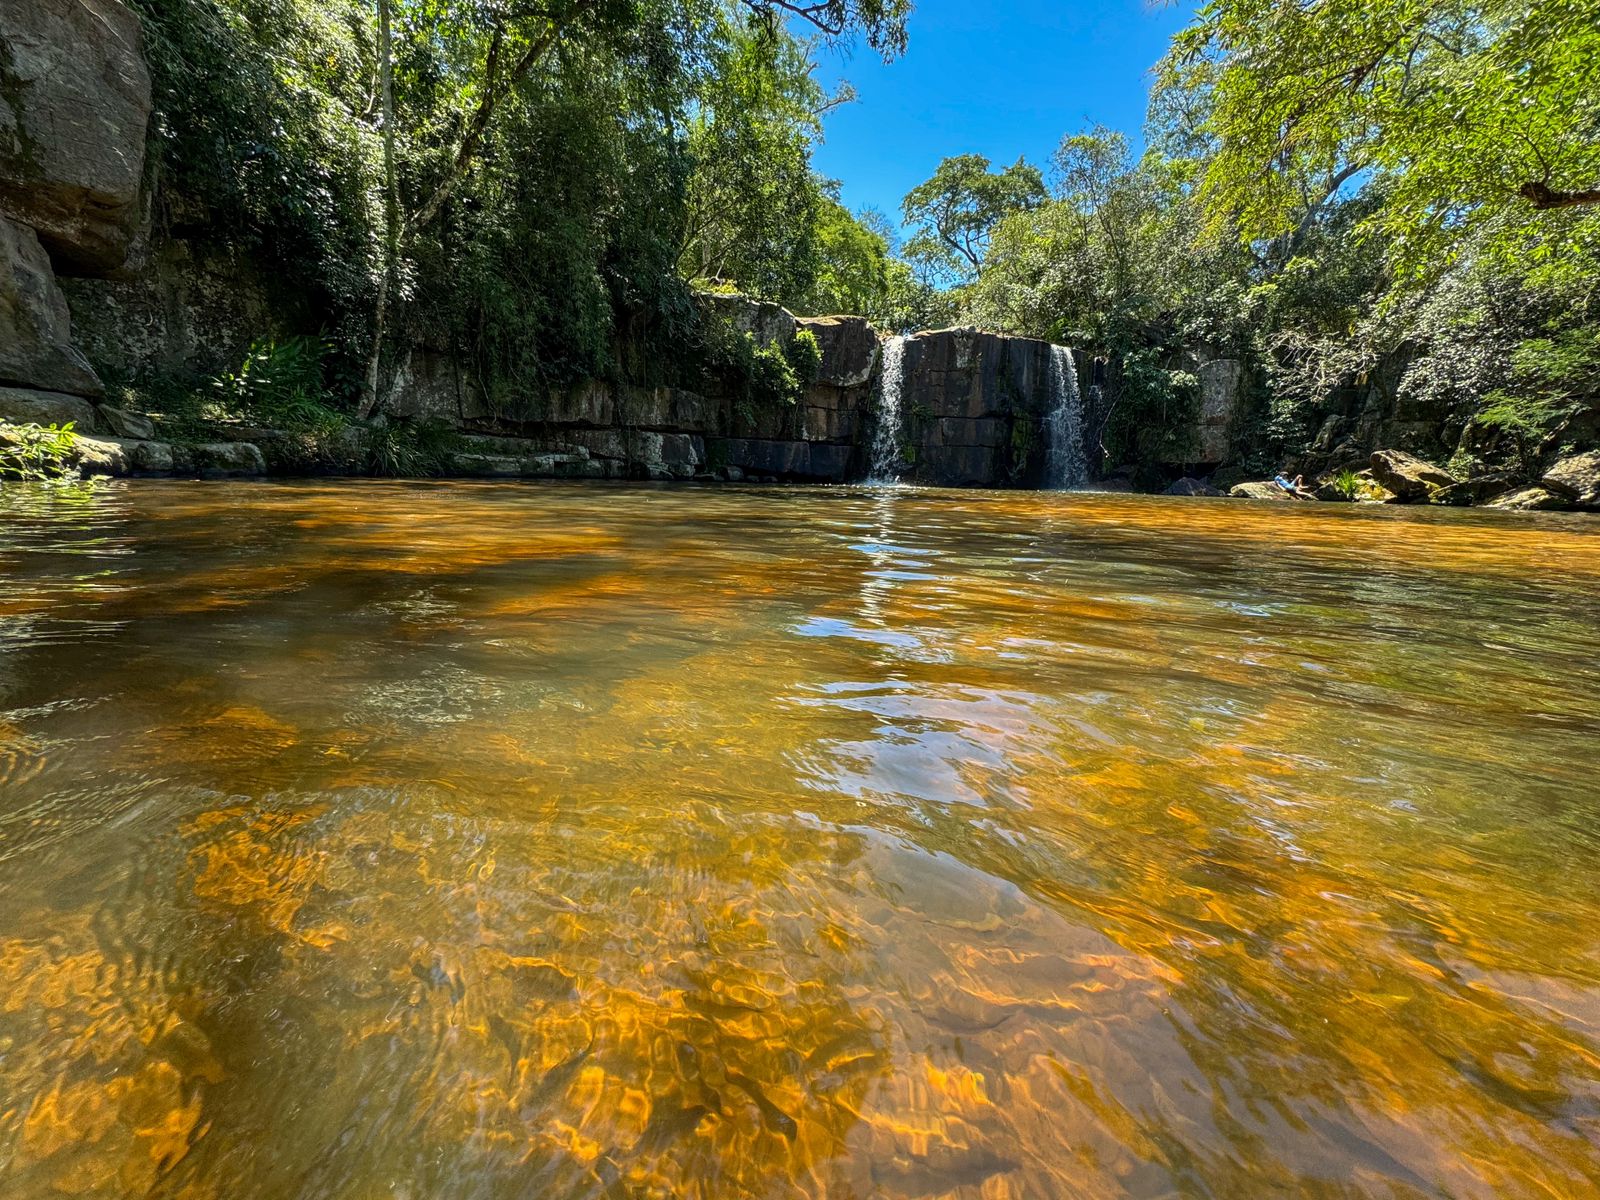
[808,0,1195,234]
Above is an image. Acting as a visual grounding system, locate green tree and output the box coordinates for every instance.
[900,153,1047,286]
[802,193,892,315]
[679,13,830,302]
[1160,0,1600,280]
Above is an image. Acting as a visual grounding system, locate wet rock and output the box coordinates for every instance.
[1369,449,1455,502]
[801,386,859,442]
[0,385,98,431]
[0,216,102,395]
[177,442,267,477]
[1485,486,1572,512]
[1165,477,1222,497]
[718,438,851,480]
[0,0,152,273]
[69,434,128,475]
[94,403,154,440]
[448,453,522,478]
[1540,450,1600,509]
[1228,481,1293,502]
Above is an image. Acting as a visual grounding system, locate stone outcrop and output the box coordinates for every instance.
[1541,450,1600,509]
[1165,477,1222,497]
[1485,486,1571,512]
[1157,359,1244,468]
[890,327,1080,488]
[0,215,102,395]
[1369,449,1455,502]
[0,384,98,430]
[0,0,152,274]
[63,239,297,381]
[95,402,153,439]
[1228,481,1293,502]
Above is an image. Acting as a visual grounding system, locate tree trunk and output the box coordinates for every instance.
[361,0,400,418]
[1520,181,1600,211]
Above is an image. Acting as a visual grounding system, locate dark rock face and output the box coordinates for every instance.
[1541,451,1600,509]
[0,215,102,395]
[1165,477,1222,497]
[384,350,477,423]
[891,328,1073,488]
[0,0,152,274]
[1369,449,1456,502]
[63,240,299,380]
[1157,360,1243,469]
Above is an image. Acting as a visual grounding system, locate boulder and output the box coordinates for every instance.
[0,384,97,430]
[0,215,102,395]
[1433,472,1520,507]
[73,434,173,475]
[0,0,152,273]
[94,403,153,439]
[1540,450,1600,509]
[176,441,267,477]
[447,452,522,478]
[1369,449,1455,502]
[697,292,798,348]
[1485,486,1572,512]
[1228,481,1293,502]
[1165,477,1222,497]
[797,315,879,388]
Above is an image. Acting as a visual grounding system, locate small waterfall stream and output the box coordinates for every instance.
[867,336,908,484]
[1044,345,1087,489]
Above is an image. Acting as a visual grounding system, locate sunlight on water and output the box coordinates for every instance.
[1,479,1598,1198]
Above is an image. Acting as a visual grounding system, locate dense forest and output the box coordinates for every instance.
[17,0,1600,491]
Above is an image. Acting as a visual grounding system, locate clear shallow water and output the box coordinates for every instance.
[1,479,1598,1199]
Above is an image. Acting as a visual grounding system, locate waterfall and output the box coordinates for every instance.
[1044,344,1087,489]
[867,336,907,484]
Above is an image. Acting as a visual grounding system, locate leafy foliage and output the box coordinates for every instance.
[901,154,1047,287]
[0,423,79,482]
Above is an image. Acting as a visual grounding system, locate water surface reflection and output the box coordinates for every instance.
[1,480,1598,1198]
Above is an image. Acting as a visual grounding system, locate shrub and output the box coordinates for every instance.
[0,423,79,481]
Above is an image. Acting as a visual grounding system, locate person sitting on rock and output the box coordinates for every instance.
[1273,471,1316,500]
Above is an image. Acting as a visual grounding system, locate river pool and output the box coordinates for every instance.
[1,480,1598,1198]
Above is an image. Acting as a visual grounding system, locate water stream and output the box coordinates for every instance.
[866,335,907,484]
[1,480,1598,1198]
[1044,344,1087,489]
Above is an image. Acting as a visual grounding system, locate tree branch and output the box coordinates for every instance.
[1520,181,1600,210]
[403,0,600,239]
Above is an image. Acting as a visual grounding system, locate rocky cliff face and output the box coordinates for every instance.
[0,0,153,445]
[367,308,1087,487]
[891,328,1061,487]
[0,0,1090,488]
[0,0,151,275]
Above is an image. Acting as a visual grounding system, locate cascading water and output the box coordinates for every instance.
[867,336,908,484]
[1044,344,1087,489]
